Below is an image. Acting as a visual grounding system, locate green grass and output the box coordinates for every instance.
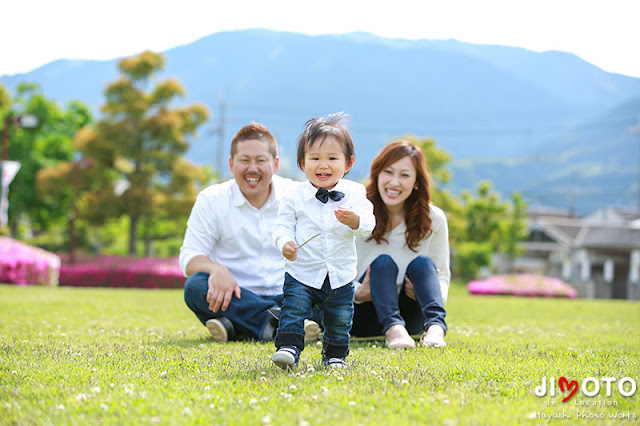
[1,283,639,425]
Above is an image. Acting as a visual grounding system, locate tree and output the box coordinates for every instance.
[76,50,209,255]
[457,182,528,278]
[4,83,92,236]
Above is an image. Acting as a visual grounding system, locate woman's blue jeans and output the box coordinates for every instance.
[351,255,447,336]
[183,272,283,341]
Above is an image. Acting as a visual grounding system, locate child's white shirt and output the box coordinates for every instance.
[273,179,375,289]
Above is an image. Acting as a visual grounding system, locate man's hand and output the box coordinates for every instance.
[404,276,416,301]
[283,241,298,261]
[206,263,242,313]
[335,206,360,230]
[354,266,373,303]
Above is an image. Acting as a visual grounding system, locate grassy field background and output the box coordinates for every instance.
[1,282,639,425]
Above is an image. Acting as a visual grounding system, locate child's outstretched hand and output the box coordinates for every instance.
[335,206,360,230]
[282,241,298,261]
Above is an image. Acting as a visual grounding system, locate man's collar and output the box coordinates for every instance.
[231,177,278,208]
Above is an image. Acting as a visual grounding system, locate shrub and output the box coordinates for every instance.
[467,274,578,298]
[0,237,60,286]
[59,256,184,288]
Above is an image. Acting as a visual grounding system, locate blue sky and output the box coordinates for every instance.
[2,0,639,78]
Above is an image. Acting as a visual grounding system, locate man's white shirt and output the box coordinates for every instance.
[273,179,375,290]
[179,175,296,296]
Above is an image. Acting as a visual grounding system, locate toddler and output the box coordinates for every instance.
[272,112,375,369]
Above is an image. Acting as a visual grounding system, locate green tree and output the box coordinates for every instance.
[4,83,92,236]
[457,182,528,279]
[77,50,209,255]
[501,192,529,267]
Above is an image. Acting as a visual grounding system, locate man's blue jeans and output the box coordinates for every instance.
[183,272,283,341]
[351,255,447,337]
[275,273,354,360]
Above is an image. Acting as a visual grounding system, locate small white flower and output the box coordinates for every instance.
[337,377,344,381]
[289,385,297,391]
[400,380,408,385]
[100,403,109,412]
[75,393,88,402]
[443,399,450,404]
[160,371,168,377]
[181,407,192,416]
[370,370,377,376]
[209,404,215,409]
[91,386,101,394]
[204,385,211,392]
[56,404,65,411]
[249,398,258,405]
[321,386,329,393]
[150,417,161,424]
[262,416,272,424]
[348,401,356,406]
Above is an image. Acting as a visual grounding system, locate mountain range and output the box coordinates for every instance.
[2,28,639,214]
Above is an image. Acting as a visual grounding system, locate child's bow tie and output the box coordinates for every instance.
[315,187,345,203]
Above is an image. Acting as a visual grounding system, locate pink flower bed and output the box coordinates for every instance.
[59,256,185,289]
[467,274,578,298]
[0,237,60,286]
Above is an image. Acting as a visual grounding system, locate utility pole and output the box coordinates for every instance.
[210,100,227,178]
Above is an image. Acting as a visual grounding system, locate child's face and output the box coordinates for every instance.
[302,137,354,189]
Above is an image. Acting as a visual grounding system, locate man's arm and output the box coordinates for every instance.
[186,255,242,313]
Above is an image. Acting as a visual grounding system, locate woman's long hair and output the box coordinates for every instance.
[366,140,432,252]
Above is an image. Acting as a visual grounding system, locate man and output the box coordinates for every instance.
[180,122,320,343]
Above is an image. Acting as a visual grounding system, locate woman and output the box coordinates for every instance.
[352,140,450,349]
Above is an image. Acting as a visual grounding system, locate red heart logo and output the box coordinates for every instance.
[558,377,578,402]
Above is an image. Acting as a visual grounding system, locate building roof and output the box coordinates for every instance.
[530,206,640,251]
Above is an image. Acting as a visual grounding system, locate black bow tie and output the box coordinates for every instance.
[315,187,345,203]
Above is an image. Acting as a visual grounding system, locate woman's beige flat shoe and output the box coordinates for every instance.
[420,324,446,348]
[385,325,416,350]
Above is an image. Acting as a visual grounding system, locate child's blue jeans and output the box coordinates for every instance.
[275,272,354,359]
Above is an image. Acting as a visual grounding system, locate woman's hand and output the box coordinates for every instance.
[354,266,372,302]
[404,276,416,301]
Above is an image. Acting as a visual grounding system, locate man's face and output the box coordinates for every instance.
[229,139,279,204]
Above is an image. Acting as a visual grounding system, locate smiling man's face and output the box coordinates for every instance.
[229,139,279,208]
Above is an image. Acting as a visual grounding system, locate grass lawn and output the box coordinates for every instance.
[1,282,639,425]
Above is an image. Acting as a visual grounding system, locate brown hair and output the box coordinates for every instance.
[296,112,355,174]
[230,122,278,159]
[366,140,432,252]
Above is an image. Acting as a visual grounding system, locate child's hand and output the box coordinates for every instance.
[335,207,360,230]
[282,241,298,261]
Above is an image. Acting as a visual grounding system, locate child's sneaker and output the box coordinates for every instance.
[322,357,347,369]
[272,346,300,370]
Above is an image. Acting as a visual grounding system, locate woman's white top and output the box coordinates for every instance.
[355,204,451,303]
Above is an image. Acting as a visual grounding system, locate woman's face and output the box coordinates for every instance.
[377,155,417,210]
